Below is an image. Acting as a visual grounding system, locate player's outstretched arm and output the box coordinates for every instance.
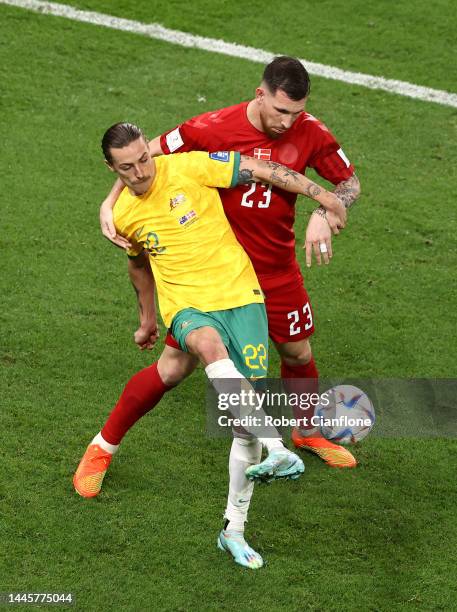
[238,155,346,232]
[99,136,164,249]
[127,252,159,350]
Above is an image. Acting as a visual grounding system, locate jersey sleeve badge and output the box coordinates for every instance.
[209,151,230,162]
[166,127,185,152]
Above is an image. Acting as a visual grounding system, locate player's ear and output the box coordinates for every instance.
[255,87,265,104]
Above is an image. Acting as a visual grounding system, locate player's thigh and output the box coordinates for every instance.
[264,276,315,344]
[157,343,198,386]
[186,326,230,364]
[170,308,230,365]
[223,303,269,379]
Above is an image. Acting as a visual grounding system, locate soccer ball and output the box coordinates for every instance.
[315,385,375,444]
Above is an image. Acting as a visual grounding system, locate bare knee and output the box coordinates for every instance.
[157,346,198,386]
[185,326,228,366]
[276,339,312,367]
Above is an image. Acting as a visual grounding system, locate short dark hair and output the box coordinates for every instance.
[262,56,311,100]
[101,122,145,164]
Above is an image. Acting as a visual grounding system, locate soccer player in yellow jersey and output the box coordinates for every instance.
[74,122,346,569]
[114,149,264,334]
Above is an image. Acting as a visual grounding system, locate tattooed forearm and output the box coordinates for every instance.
[237,155,303,188]
[265,161,301,190]
[305,184,322,198]
[333,174,360,209]
[238,167,254,184]
[236,155,348,229]
[269,168,287,188]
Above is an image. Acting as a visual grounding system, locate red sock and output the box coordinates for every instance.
[281,357,319,430]
[101,362,172,445]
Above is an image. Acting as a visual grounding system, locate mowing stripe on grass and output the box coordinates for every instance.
[2,0,457,109]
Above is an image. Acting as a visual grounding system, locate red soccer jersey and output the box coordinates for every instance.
[160,101,354,277]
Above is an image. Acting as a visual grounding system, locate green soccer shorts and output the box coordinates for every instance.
[170,303,268,379]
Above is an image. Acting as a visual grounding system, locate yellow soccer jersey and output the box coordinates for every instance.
[113,151,263,327]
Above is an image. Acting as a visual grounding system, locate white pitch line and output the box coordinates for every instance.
[2,0,457,109]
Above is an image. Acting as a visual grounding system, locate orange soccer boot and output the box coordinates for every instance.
[73,444,113,498]
[291,428,357,468]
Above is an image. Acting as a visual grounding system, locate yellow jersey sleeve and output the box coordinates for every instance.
[175,151,240,189]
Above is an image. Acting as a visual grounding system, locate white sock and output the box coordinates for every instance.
[257,437,285,452]
[205,359,283,448]
[224,436,262,532]
[205,358,244,381]
[91,432,119,455]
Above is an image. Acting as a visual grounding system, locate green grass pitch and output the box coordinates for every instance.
[1,1,456,610]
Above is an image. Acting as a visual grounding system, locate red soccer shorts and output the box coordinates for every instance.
[259,263,315,344]
[164,263,314,348]
[165,331,180,349]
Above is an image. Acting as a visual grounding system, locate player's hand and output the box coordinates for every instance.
[325,208,345,235]
[100,200,132,250]
[325,196,346,233]
[134,323,160,350]
[304,213,333,267]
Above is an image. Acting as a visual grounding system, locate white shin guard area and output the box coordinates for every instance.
[224,437,262,531]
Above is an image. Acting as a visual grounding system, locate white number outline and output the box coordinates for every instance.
[241,183,272,208]
[287,304,313,336]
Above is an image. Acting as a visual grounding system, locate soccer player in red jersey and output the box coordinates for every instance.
[95,56,360,474]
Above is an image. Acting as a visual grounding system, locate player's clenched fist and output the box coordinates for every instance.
[134,324,159,350]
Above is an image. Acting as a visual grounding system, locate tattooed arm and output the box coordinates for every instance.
[333,173,361,209]
[127,251,159,349]
[311,174,360,234]
[237,155,346,230]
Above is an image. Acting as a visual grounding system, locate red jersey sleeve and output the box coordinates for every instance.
[306,118,355,185]
[160,111,221,154]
